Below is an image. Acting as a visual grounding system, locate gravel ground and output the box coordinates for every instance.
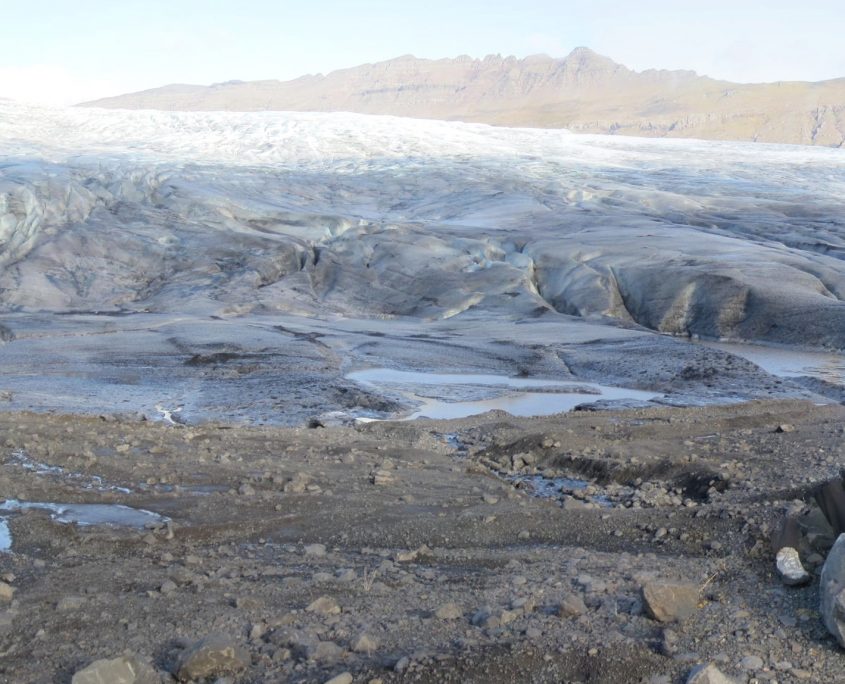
[0,399,844,682]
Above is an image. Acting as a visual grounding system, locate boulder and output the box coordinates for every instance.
[71,655,159,684]
[642,580,699,623]
[820,533,845,647]
[176,633,249,682]
[687,663,737,684]
[324,673,353,684]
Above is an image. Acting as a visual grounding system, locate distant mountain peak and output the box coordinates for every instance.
[78,49,845,147]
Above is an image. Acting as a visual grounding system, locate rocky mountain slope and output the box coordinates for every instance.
[81,48,845,147]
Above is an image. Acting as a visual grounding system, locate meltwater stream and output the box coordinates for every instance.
[347,369,662,420]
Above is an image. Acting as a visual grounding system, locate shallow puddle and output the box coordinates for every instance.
[0,500,168,528]
[0,518,10,551]
[347,368,662,420]
[696,341,845,385]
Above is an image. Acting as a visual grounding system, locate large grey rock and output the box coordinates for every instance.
[642,580,699,623]
[71,655,159,684]
[176,634,249,682]
[821,533,845,647]
[324,673,353,684]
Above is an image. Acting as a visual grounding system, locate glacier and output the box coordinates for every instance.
[1,101,844,423]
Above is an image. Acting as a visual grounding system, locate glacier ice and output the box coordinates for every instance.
[1,101,843,346]
[0,101,844,422]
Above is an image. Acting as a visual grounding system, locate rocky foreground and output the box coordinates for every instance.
[1,399,845,683]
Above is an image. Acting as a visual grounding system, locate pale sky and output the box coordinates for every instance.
[2,0,844,105]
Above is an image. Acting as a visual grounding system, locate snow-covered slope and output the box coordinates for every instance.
[2,101,845,347]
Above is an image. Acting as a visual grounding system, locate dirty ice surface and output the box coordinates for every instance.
[347,368,662,419]
[1,101,844,424]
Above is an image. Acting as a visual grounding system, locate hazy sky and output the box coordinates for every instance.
[2,0,844,105]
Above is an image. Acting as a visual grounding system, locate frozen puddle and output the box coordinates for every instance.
[347,368,662,420]
[0,500,168,528]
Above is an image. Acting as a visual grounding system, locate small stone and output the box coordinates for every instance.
[304,543,327,557]
[0,582,14,602]
[309,641,344,663]
[160,580,177,595]
[176,633,249,682]
[482,494,499,505]
[660,628,679,656]
[238,483,255,496]
[352,633,378,654]
[776,547,811,586]
[394,656,410,673]
[370,470,394,485]
[335,568,356,582]
[435,602,462,620]
[306,596,341,615]
[324,674,353,684]
[57,596,86,611]
[557,593,587,618]
[511,596,537,613]
[775,424,795,433]
[686,664,737,684]
[71,655,159,684]
[235,596,262,610]
[395,549,419,563]
[562,496,589,510]
[642,581,699,623]
[471,607,509,629]
[517,530,530,540]
[739,655,764,670]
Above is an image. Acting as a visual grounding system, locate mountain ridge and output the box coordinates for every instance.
[80,48,845,147]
